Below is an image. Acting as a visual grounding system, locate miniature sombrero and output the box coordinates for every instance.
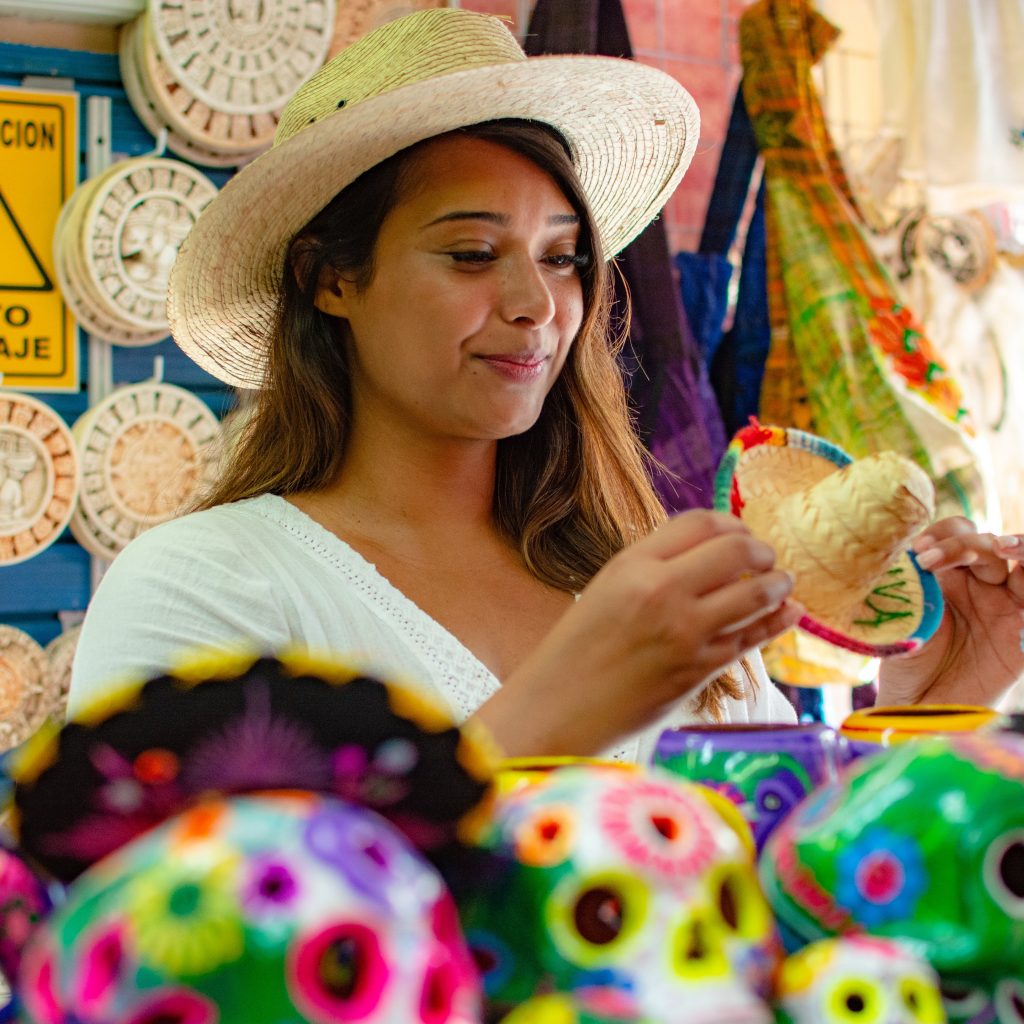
[714,422,944,657]
[10,650,497,884]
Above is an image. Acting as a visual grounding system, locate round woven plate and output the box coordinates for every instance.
[151,0,336,116]
[80,156,219,334]
[0,626,50,753]
[54,167,169,347]
[714,422,944,657]
[140,12,279,158]
[70,382,222,559]
[0,393,79,567]
[118,17,248,170]
[42,625,81,724]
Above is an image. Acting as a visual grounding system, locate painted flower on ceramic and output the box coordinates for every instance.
[124,855,244,976]
[835,828,926,928]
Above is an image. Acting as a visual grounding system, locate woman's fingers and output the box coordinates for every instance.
[703,599,806,666]
[637,508,751,560]
[914,518,1009,585]
[668,530,778,597]
[697,568,795,635]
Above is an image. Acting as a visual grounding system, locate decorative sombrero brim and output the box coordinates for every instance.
[168,8,699,388]
[714,423,944,657]
[10,651,497,883]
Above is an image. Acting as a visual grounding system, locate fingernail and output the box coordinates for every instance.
[912,535,934,552]
[998,535,1021,549]
[916,549,941,569]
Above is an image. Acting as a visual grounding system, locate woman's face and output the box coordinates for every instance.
[316,134,586,444]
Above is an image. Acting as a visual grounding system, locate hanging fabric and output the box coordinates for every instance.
[675,84,773,438]
[525,0,727,513]
[738,0,985,519]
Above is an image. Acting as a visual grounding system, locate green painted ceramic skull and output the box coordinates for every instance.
[759,734,1024,978]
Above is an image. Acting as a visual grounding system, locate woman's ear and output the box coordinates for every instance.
[313,266,352,318]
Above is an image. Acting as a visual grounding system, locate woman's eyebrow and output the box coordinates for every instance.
[422,210,580,228]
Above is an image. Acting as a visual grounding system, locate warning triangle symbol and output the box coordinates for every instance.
[0,186,54,292]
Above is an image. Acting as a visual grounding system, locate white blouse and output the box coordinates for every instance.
[69,494,796,762]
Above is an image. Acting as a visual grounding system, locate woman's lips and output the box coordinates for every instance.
[477,354,547,380]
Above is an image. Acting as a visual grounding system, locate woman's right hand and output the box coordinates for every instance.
[475,509,803,756]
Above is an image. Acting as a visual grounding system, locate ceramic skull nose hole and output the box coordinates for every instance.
[651,813,678,840]
[682,919,708,962]
[421,961,456,1024]
[574,886,623,944]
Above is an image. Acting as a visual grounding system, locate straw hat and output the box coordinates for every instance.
[167,7,700,388]
[715,422,944,657]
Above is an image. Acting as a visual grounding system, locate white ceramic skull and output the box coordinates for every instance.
[460,764,780,1023]
[773,935,946,1024]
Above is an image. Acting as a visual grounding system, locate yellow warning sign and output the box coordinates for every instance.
[0,87,78,392]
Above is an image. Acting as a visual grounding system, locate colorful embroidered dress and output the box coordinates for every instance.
[739,0,983,517]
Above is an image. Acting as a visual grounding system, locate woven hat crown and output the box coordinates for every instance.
[276,9,526,146]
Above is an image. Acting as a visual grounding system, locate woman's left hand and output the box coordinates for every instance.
[876,516,1024,708]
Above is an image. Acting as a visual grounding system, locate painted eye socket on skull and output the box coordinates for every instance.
[828,978,882,1022]
[983,828,1024,917]
[710,864,771,942]
[899,976,945,1023]
[550,870,649,966]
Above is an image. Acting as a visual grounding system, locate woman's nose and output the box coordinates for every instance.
[499,256,557,327]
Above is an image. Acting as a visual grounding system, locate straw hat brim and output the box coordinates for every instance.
[168,55,699,388]
[12,651,495,882]
[714,424,944,657]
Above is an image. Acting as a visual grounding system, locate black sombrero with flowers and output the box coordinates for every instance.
[10,650,497,884]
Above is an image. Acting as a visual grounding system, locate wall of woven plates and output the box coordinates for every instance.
[0,39,236,722]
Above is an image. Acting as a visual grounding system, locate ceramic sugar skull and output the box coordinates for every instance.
[17,791,482,1024]
[772,935,945,1024]
[652,724,851,853]
[460,764,780,1023]
[760,734,1024,976]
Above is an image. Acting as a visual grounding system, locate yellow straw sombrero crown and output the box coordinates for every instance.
[168,7,700,387]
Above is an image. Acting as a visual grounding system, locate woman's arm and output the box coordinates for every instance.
[876,517,1024,708]
[473,509,804,756]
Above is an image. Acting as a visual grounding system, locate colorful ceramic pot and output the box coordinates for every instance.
[17,791,482,1024]
[760,733,1024,977]
[652,724,852,853]
[772,935,944,1024]
[460,764,779,1023]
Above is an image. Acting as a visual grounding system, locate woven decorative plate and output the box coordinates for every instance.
[0,392,79,567]
[151,0,336,116]
[329,0,444,57]
[139,12,281,158]
[42,625,82,724]
[53,155,218,346]
[0,626,51,753]
[118,17,246,170]
[69,382,222,560]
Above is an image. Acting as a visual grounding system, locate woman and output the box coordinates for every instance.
[69,9,1024,761]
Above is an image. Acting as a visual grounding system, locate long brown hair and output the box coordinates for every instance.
[198,118,743,716]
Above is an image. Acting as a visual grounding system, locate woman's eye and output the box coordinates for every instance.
[448,250,495,264]
[545,253,588,270]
